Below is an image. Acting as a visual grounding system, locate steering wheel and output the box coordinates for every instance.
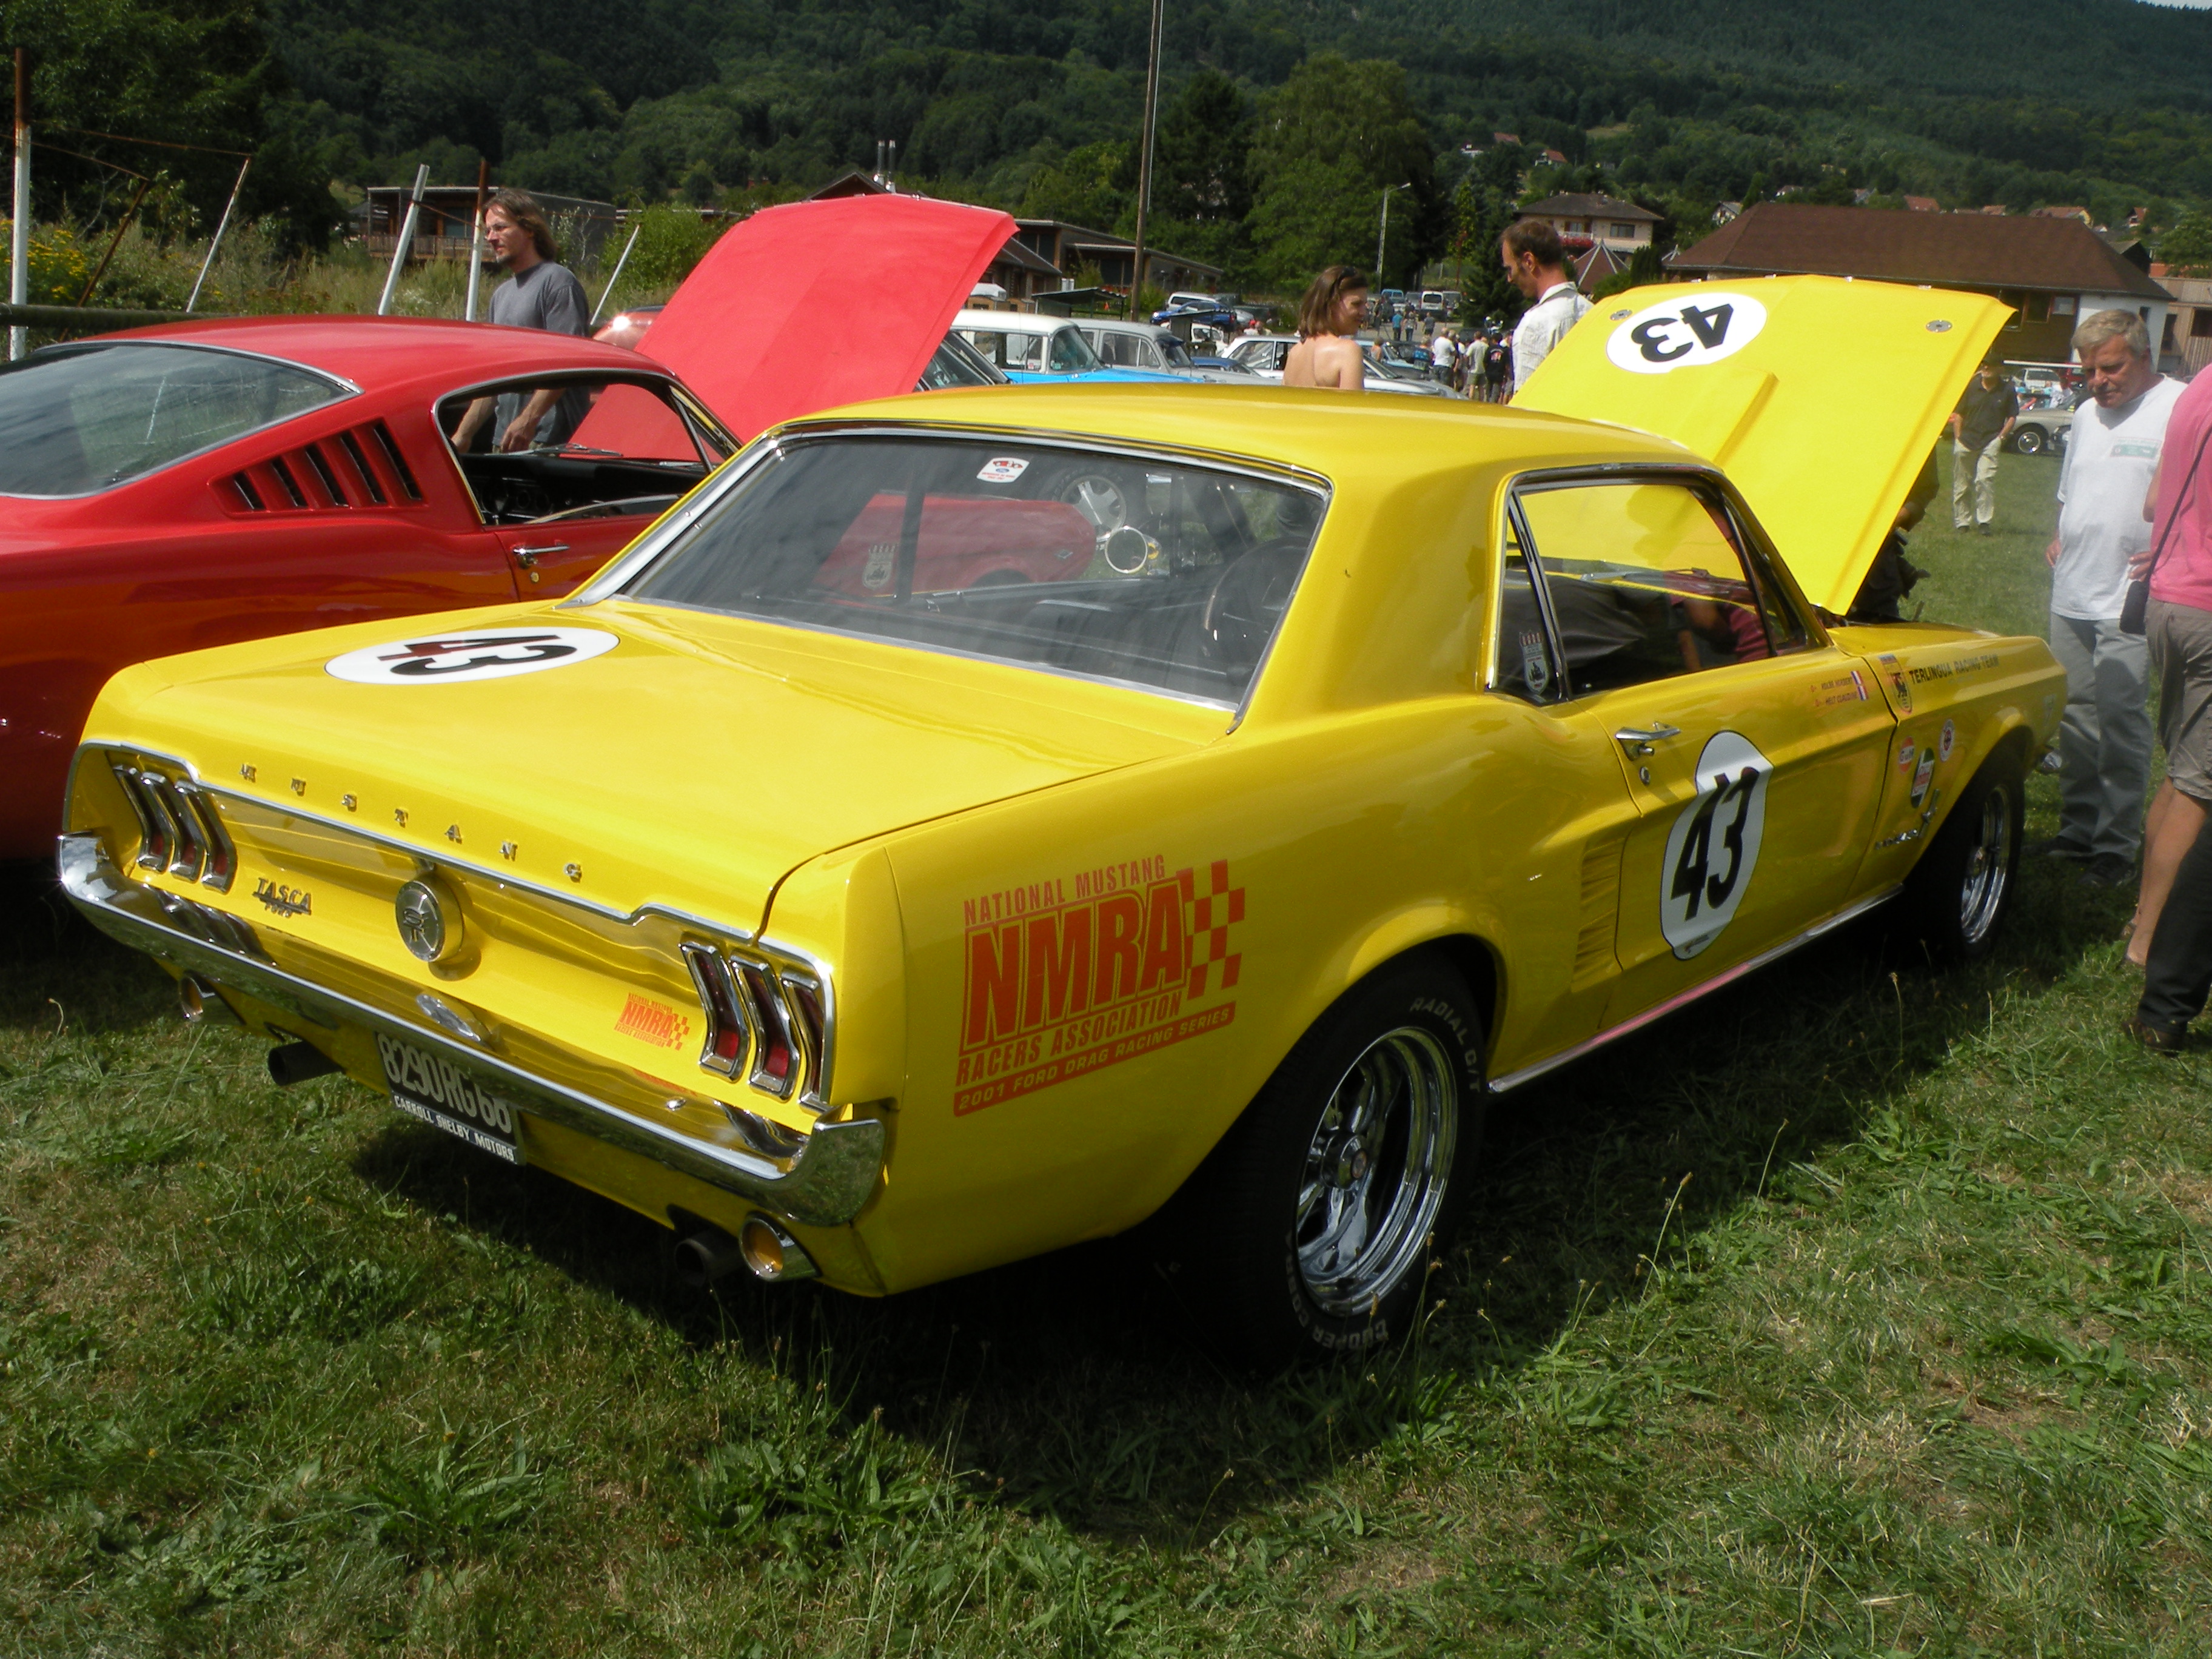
[1198,537,1308,671]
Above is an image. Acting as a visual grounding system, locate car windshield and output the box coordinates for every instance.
[622,435,1326,708]
[1159,335,1196,369]
[0,341,347,497]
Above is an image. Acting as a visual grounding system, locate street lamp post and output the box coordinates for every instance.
[1376,181,1410,285]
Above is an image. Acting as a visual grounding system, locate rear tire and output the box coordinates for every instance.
[2014,426,2045,457]
[1904,746,2024,962]
[1173,952,1484,1367]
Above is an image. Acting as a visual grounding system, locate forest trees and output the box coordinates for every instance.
[1244,56,1443,289]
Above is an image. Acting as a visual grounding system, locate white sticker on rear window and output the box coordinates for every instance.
[1606,292,1768,376]
[326,627,618,684]
[977,457,1030,484]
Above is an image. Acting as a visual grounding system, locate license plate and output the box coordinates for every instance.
[376,1033,523,1165]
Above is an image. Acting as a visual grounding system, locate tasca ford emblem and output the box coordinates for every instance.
[253,877,311,917]
[326,627,618,685]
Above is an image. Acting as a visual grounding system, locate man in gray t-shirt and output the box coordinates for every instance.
[453,190,592,452]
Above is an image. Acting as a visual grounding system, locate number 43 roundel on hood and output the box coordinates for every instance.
[1516,275,2013,618]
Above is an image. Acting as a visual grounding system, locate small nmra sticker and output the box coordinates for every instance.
[615,994,692,1051]
[253,877,312,917]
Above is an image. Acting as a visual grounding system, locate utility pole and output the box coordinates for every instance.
[1125,0,1163,321]
[10,49,28,362]
[1376,181,1410,285]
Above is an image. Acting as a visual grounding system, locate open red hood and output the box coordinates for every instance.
[640,196,1015,441]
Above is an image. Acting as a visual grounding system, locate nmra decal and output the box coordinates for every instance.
[252,877,312,917]
[614,993,691,1051]
[955,857,1244,1115]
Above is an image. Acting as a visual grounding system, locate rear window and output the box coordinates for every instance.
[623,436,1326,708]
[0,341,348,497]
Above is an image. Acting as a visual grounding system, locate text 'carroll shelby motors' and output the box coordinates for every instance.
[61,277,2063,1364]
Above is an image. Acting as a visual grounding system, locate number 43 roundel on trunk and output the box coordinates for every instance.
[1606,292,1768,377]
[1661,731,1772,960]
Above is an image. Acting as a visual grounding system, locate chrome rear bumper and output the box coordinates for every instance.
[58,833,883,1227]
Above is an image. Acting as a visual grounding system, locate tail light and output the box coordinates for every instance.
[107,756,236,892]
[680,945,828,1109]
[682,942,751,1078]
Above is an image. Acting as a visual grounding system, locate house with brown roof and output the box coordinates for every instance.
[1010,219,1222,297]
[1904,196,1940,213]
[1513,193,1661,254]
[1668,202,2173,367]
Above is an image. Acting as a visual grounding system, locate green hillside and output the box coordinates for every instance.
[11,0,2212,293]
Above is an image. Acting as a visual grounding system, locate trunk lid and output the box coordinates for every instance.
[89,599,1222,934]
[1517,275,2009,614]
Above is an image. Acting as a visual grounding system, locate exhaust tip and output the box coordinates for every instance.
[739,1215,818,1284]
[266,1040,341,1088]
[672,1227,748,1290]
[178,973,239,1025]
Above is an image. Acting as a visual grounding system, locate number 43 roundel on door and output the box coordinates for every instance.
[1606,292,1768,377]
[1660,731,1772,960]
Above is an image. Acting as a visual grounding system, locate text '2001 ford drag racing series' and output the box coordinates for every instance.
[60,276,2063,1363]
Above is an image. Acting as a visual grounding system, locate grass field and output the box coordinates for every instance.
[7,450,2211,1657]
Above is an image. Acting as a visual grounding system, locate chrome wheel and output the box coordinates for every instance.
[1959,783,2013,945]
[1295,1025,1457,1316]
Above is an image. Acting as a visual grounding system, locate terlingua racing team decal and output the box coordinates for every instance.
[955,856,1244,1115]
[1660,732,1772,961]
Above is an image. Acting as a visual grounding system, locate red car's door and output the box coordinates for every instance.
[437,375,728,597]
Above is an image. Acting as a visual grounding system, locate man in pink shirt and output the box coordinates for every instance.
[2127,367,2212,978]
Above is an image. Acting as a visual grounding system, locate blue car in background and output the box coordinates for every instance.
[951,310,1183,384]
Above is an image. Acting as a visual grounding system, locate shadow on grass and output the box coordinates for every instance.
[334,822,2133,1546]
[0,859,179,1036]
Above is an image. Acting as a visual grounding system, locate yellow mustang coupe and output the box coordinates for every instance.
[61,278,2062,1362]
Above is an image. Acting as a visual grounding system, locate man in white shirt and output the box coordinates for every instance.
[1501,221,1590,396]
[1429,326,1458,391]
[2036,310,2185,886]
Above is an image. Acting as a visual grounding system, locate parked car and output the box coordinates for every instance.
[1077,320,1254,383]
[1222,334,1451,397]
[1188,354,1261,375]
[2007,407,2073,456]
[61,276,2060,1364]
[0,195,1023,862]
[951,311,1182,384]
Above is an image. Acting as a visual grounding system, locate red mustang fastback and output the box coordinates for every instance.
[0,195,1021,862]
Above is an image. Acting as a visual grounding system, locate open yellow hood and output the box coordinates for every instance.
[1517,275,2009,614]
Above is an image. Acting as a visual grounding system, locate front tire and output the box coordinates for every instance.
[1176,953,1485,1366]
[1904,747,2024,961]
[2014,426,2045,457]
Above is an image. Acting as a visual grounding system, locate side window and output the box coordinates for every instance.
[1512,480,1788,698]
[1048,329,1091,373]
[437,376,712,526]
[1495,508,1564,703]
[1010,333,1047,372]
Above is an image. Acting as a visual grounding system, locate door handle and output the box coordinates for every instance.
[510,542,569,569]
[1613,724,1681,757]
